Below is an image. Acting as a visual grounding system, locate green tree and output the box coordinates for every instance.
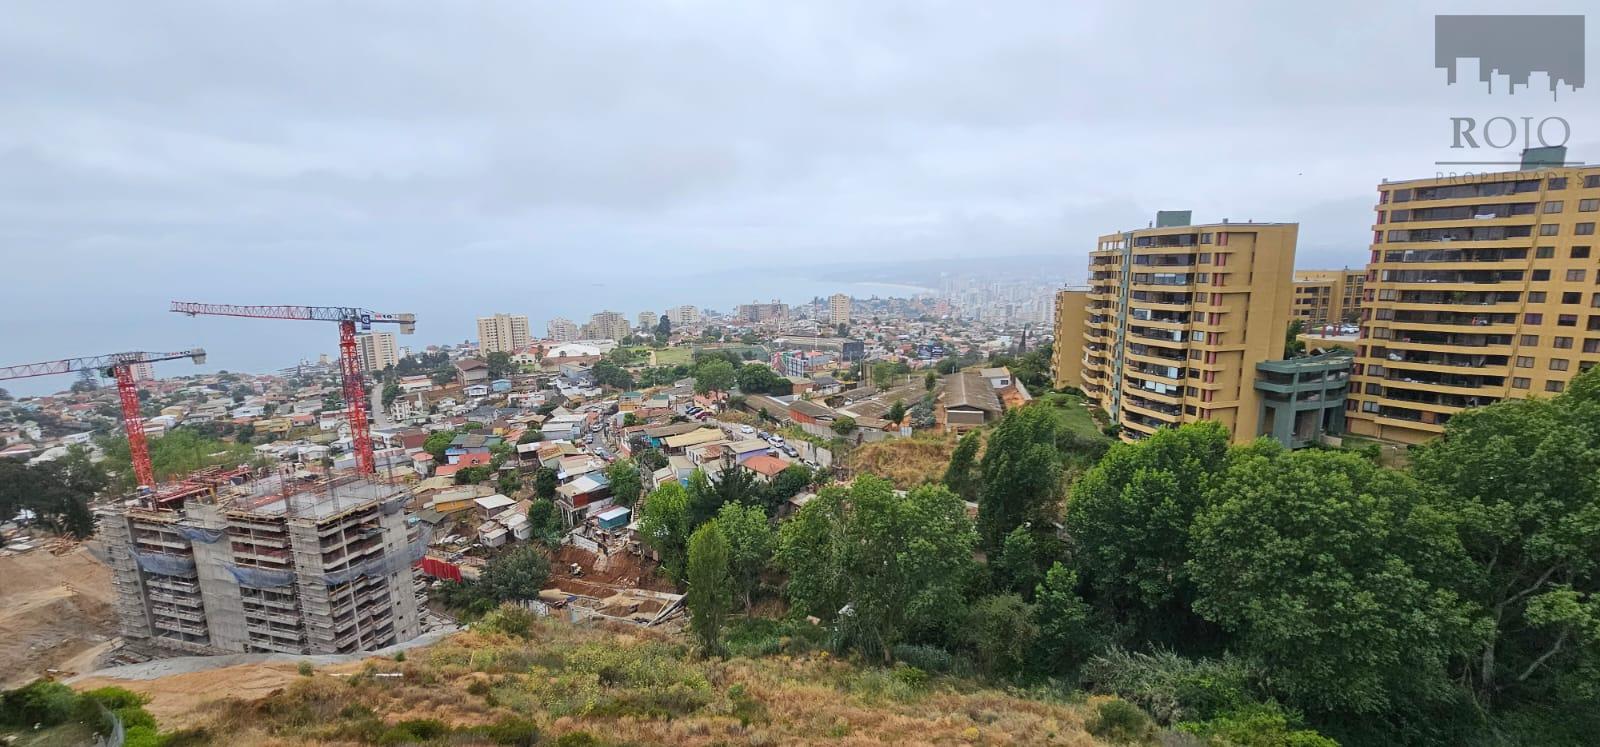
[1189,443,1478,717]
[685,520,732,656]
[736,363,791,395]
[942,430,981,501]
[830,416,857,436]
[527,499,563,544]
[761,464,813,515]
[715,502,775,615]
[924,370,937,391]
[478,545,551,603]
[870,361,905,389]
[622,412,641,427]
[1412,374,1600,716]
[639,483,693,583]
[382,380,403,409]
[1032,563,1101,675]
[533,467,558,500]
[775,476,977,662]
[485,351,516,379]
[424,429,458,462]
[655,315,672,340]
[964,593,1038,677]
[693,358,736,395]
[1284,319,1306,357]
[1063,421,1230,645]
[885,399,907,424]
[604,460,643,508]
[635,447,668,472]
[0,446,104,538]
[592,360,634,390]
[686,467,758,527]
[992,525,1061,600]
[976,405,1065,551]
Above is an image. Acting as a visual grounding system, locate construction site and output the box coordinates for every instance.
[97,467,427,656]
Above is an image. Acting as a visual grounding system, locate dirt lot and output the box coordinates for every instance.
[0,546,118,688]
[548,543,676,597]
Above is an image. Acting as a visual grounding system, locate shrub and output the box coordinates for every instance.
[1087,699,1154,744]
[891,643,973,676]
[377,718,450,745]
[556,732,601,747]
[479,604,539,639]
[1083,648,1259,725]
[0,680,79,728]
[465,716,542,746]
[1178,704,1337,747]
[297,661,314,677]
[393,651,406,663]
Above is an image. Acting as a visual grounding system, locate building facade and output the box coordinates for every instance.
[1292,269,1364,328]
[1060,217,1297,443]
[547,317,580,342]
[828,293,851,326]
[355,332,399,373]
[735,301,789,323]
[1051,288,1090,390]
[476,313,530,355]
[668,305,700,327]
[98,470,424,655]
[1346,166,1600,444]
[583,311,631,341]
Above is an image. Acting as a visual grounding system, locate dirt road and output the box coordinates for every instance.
[0,546,118,688]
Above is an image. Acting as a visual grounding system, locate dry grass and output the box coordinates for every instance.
[128,616,1105,746]
[848,432,972,490]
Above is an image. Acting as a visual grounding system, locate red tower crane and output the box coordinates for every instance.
[170,302,416,474]
[0,349,207,488]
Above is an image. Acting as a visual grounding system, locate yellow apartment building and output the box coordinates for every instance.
[1347,166,1600,444]
[1058,214,1298,443]
[1292,269,1364,327]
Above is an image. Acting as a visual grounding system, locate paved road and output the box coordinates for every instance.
[369,380,395,430]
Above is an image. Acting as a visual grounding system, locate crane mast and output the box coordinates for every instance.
[0,349,207,488]
[171,302,415,473]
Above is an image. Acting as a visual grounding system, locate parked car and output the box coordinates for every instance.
[768,435,785,446]
[781,445,799,458]
[739,425,754,434]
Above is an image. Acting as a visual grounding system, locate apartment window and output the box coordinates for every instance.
[1554,336,1574,349]
[1185,387,1198,397]
[1195,273,1209,283]
[1184,404,1198,415]
[1584,339,1600,354]
[1545,200,1565,213]
[1525,313,1543,324]
[1564,292,1582,305]
[1367,364,1386,376]
[1536,246,1555,258]
[1365,382,1383,395]
[1512,377,1531,389]
[1541,224,1560,236]
[1199,234,1212,244]
[1568,269,1589,282]
[1362,400,1381,413]
[1550,358,1570,371]
[1588,176,1600,188]
[1578,223,1597,236]
[1517,356,1535,368]
[1580,199,1600,212]
[1547,380,1567,393]
[1190,330,1207,343]
[1521,335,1540,346]
[1197,252,1211,263]
[1532,270,1551,282]
[1549,177,1568,190]
[1378,289,1398,301]
[1590,315,1600,330]
[1559,314,1578,327]
[1573,246,1591,259]
[1371,327,1392,339]
[1529,292,1547,303]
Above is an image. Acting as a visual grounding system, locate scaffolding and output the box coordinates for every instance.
[97,469,424,656]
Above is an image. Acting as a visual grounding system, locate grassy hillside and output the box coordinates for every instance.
[849,431,964,490]
[80,611,1117,746]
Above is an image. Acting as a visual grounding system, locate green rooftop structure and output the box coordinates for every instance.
[1254,350,1353,448]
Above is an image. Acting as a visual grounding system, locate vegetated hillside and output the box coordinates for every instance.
[76,613,1116,746]
[849,431,964,490]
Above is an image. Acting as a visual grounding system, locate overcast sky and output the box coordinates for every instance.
[3,2,1597,393]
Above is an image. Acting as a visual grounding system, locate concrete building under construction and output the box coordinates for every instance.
[97,468,425,655]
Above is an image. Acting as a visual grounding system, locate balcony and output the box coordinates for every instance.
[1378,247,1529,265]
[1383,225,1534,244]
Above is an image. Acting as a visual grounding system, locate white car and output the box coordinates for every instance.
[740,425,755,435]
[768,435,785,446]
